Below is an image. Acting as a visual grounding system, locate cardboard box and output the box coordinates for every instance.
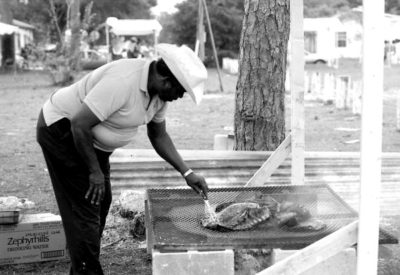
[0,213,67,266]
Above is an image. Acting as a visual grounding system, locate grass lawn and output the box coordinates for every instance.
[0,64,399,274]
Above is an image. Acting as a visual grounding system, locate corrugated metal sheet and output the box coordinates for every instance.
[110,149,400,216]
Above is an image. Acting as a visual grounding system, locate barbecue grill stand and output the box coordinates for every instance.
[145,185,397,274]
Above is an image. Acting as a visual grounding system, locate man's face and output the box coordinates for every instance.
[157,78,185,102]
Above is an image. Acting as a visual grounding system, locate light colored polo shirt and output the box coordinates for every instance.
[42,58,168,152]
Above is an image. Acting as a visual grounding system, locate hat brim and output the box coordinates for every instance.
[161,54,202,104]
[156,44,206,104]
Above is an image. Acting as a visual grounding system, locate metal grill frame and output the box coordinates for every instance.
[145,184,397,251]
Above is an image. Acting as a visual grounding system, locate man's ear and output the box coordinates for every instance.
[154,68,168,82]
[158,75,171,88]
[159,75,169,82]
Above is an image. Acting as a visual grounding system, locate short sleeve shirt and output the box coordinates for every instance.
[42,58,168,152]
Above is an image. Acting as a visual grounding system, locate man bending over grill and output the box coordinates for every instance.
[36,44,209,274]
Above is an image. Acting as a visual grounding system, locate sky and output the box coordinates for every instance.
[151,0,186,16]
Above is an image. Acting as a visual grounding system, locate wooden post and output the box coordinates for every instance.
[257,221,358,275]
[397,92,400,131]
[13,32,18,73]
[289,0,305,185]
[357,0,384,274]
[201,0,224,92]
[245,134,291,187]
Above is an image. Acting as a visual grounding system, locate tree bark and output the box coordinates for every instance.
[49,0,64,51]
[69,0,81,71]
[234,0,290,151]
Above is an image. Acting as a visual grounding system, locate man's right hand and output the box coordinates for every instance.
[85,171,105,205]
[185,172,209,200]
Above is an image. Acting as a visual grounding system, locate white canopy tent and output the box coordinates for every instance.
[106,17,162,36]
[105,17,162,61]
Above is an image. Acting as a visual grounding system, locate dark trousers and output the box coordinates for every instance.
[36,110,112,275]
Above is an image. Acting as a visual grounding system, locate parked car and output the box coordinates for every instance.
[304,50,328,64]
[287,50,332,66]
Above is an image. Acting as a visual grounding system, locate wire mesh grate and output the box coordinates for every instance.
[146,184,393,251]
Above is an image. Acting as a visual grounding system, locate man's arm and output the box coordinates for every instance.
[70,103,104,205]
[147,120,209,199]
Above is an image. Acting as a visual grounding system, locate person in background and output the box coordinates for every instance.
[138,39,150,58]
[110,35,125,60]
[126,37,141,58]
[36,44,209,274]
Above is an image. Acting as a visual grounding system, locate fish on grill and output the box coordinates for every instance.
[201,196,326,232]
[201,202,271,231]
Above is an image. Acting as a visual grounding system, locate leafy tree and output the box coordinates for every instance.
[9,0,64,43]
[304,0,356,18]
[304,0,400,17]
[165,0,198,47]
[9,0,157,44]
[386,0,400,14]
[0,0,14,23]
[83,0,157,27]
[157,12,176,44]
[161,0,244,65]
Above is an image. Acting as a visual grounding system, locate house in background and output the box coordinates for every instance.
[0,0,35,69]
[302,17,345,65]
[12,19,35,53]
[0,0,15,68]
[302,7,400,65]
[0,20,35,69]
[0,22,19,68]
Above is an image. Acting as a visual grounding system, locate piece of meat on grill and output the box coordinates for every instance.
[201,202,271,231]
[202,198,326,232]
[258,201,326,232]
[286,218,327,231]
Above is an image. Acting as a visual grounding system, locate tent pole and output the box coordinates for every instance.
[105,24,111,62]
[357,0,384,274]
[201,0,224,92]
[154,30,158,56]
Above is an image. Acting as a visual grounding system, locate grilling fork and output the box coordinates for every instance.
[204,199,218,221]
[200,191,217,222]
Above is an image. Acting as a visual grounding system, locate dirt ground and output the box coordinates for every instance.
[0,67,400,274]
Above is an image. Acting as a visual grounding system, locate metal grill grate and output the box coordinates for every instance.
[145,184,395,251]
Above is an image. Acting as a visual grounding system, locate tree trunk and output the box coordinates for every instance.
[234,0,290,151]
[69,0,81,71]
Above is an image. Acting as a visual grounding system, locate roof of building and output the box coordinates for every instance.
[303,17,344,32]
[0,21,19,35]
[12,19,35,30]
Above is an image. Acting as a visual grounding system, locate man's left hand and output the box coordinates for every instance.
[185,173,209,200]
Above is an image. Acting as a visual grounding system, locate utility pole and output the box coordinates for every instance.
[195,0,205,61]
[200,0,224,92]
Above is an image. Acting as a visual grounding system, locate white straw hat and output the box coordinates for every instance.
[155,43,208,104]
